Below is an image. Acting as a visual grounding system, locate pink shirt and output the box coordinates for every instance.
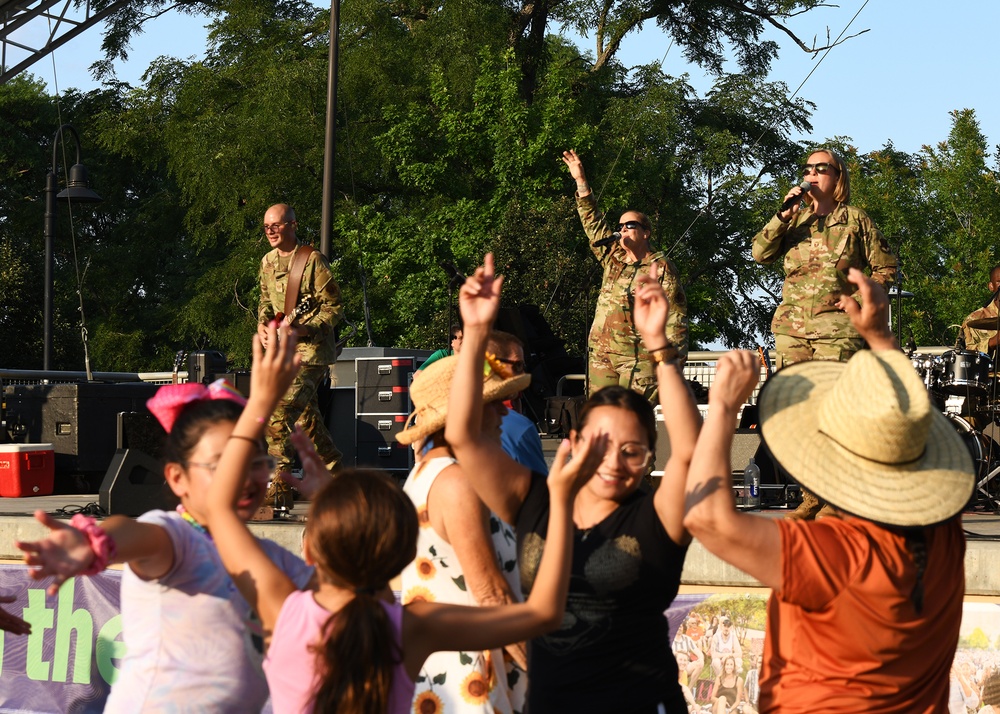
[264,590,415,714]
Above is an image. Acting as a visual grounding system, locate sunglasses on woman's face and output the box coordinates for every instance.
[801,162,838,176]
[616,220,646,231]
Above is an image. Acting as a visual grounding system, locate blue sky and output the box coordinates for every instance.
[19,0,999,159]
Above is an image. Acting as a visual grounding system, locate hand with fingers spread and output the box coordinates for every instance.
[16,511,98,595]
[458,253,504,330]
[634,263,670,349]
[286,425,333,499]
[548,431,609,501]
[0,596,31,635]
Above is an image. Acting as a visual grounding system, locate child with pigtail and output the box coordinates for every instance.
[203,320,609,713]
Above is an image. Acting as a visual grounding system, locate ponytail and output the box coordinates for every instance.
[304,469,418,714]
[311,591,399,714]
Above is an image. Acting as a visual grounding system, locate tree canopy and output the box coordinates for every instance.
[0,0,993,375]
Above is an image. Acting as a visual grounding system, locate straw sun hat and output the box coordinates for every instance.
[757,348,975,528]
[395,355,531,446]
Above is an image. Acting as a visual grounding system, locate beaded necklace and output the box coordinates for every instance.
[176,504,212,540]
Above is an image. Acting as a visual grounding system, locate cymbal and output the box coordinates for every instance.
[966,317,1000,330]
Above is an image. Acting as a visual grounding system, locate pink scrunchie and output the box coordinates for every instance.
[146,378,248,433]
[70,515,118,576]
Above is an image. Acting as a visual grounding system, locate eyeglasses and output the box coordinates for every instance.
[186,455,276,477]
[616,220,647,232]
[801,162,838,176]
[496,357,526,374]
[577,438,652,470]
[263,222,292,233]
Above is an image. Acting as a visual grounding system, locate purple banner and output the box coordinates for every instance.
[0,564,120,713]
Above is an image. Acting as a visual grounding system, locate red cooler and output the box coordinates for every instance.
[0,444,55,497]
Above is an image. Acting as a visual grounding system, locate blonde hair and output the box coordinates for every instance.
[807,149,851,204]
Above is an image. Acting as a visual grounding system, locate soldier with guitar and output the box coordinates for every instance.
[258,204,344,508]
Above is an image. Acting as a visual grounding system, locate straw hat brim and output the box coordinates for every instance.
[395,370,531,446]
[758,357,975,528]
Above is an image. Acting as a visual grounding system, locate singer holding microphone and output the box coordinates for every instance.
[562,149,688,400]
[753,148,896,519]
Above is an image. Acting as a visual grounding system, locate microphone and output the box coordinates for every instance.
[592,231,622,249]
[779,180,813,212]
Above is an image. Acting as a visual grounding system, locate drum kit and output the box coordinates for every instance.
[910,316,1000,511]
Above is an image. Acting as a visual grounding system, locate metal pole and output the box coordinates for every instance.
[43,170,57,370]
[319,0,341,260]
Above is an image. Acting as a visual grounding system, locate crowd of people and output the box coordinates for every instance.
[1,148,991,713]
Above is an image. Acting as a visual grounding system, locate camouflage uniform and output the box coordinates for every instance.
[962,301,999,354]
[753,204,897,369]
[576,192,688,400]
[258,245,344,477]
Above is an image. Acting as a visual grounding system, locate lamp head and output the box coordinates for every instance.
[56,163,103,203]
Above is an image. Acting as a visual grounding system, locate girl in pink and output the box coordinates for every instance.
[16,380,313,712]
[204,319,608,714]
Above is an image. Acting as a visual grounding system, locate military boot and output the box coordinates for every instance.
[265,476,295,510]
[785,488,822,520]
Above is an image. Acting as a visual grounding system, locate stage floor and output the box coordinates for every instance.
[1,492,999,595]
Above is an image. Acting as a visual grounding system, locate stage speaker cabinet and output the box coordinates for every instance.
[214,371,252,398]
[2,382,160,483]
[188,351,228,385]
[652,421,766,478]
[99,448,172,517]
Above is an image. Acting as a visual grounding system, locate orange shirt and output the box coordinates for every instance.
[759,517,964,713]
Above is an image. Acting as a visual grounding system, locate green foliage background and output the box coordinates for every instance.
[1,0,997,372]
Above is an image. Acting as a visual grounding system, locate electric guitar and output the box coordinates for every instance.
[171,350,187,385]
[273,296,316,341]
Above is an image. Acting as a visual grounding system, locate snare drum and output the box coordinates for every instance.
[940,350,993,396]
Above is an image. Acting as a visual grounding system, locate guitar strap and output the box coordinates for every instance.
[283,243,316,318]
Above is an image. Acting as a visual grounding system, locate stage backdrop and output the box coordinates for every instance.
[1,567,999,712]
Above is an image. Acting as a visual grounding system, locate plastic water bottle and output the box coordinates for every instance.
[744,458,761,510]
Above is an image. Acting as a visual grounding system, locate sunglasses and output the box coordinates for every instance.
[801,162,838,176]
[616,220,647,231]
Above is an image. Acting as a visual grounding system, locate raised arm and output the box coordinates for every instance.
[683,350,781,588]
[204,321,302,633]
[444,254,532,525]
[18,512,175,596]
[562,150,591,198]
[402,433,606,677]
[634,264,700,546]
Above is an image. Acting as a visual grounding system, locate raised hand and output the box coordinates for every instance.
[561,150,587,183]
[250,320,301,409]
[285,424,333,499]
[709,351,760,414]
[458,253,504,330]
[836,267,896,350]
[634,263,670,348]
[548,430,609,501]
[16,511,96,596]
[0,596,31,635]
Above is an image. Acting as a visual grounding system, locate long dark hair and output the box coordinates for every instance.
[306,469,418,714]
[578,386,657,452]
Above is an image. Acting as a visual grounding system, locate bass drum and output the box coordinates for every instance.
[945,413,994,486]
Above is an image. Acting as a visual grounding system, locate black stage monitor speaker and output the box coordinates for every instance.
[99,448,172,517]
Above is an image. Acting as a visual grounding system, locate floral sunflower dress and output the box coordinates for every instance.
[401,455,527,714]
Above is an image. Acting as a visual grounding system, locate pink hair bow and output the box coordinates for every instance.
[146,379,248,433]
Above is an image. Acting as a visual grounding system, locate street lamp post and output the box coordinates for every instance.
[43,124,102,371]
